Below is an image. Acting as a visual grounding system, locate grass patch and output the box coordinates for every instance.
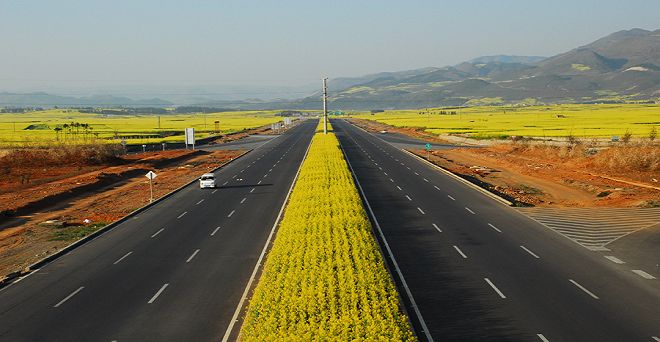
[50,222,107,241]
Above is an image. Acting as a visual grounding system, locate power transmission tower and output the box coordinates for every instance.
[322,77,328,134]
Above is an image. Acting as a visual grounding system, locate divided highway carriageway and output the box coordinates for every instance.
[333,119,660,342]
[0,120,317,341]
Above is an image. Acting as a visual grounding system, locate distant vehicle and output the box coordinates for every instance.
[379,130,388,134]
[199,173,217,189]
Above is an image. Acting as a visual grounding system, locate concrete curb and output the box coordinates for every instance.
[401,149,514,206]
[0,149,252,289]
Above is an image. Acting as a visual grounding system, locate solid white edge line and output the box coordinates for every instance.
[487,223,502,233]
[339,128,434,342]
[150,228,164,238]
[568,279,599,299]
[54,286,84,307]
[537,333,550,342]
[520,245,540,259]
[432,223,442,233]
[227,210,235,218]
[211,226,221,236]
[147,283,169,304]
[604,255,625,264]
[113,251,133,265]
[484,278,506,299]
[632,270,656,280]
[177,211,187,219]
[186,249,200,263]
[221,129,314,342]
[453,245,468,259]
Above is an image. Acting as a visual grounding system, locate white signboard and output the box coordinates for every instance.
[284,117,292,126]
[145,171,157,180]
[185,128,195,148]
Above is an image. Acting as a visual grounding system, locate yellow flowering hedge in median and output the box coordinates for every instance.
[240,121,415,341]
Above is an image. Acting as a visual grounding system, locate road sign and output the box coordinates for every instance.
[145,171,157,203]
[185,128,195,149]
[425,143,432,150]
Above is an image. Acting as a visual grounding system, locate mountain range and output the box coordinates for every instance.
[1,28,658,110]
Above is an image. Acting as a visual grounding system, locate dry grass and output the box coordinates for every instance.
[503,141,659,173]
[0,144,123,168]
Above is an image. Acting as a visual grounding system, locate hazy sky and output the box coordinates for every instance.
[1,0,659,92]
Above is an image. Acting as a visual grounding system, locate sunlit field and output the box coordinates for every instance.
[0,109,284,146]
[352,104,659,139]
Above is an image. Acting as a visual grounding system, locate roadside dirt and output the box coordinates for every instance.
[350,118,659,208]
[0,149,244,279]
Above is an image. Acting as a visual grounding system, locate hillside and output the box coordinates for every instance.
[317,28,660,109]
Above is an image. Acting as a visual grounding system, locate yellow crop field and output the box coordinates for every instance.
[352,104,660,139]
[0,109,284,146]
[239,122,414,341]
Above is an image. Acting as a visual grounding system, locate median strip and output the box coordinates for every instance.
[239,122,414,341]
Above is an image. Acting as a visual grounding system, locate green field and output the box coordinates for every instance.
[0,109,285,146]
[352,104,660,139]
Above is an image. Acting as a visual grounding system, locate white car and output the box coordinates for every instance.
[199,173,217,189]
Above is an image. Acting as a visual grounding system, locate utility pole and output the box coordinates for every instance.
[322,77,328,134]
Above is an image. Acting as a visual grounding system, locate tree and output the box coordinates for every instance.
[649,126,657,142]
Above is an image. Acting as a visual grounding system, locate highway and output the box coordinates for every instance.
[333,119,660,342]
[0,119,317,341]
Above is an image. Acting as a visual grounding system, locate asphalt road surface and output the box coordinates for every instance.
[333,119,660,342]
[0,119,317,341]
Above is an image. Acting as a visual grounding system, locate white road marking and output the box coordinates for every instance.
[484,278,506,299]
[396,186,402,191]
[222,181,228,185]
[151,228,164,238]
[520,246,540,258]
[54,286,84,307]
[389,178,394,182]
[177,211,188,219]
[604,255,625,264]
[250,188,255,193]
[113,251,133,265]
[186,249,200,263]
[569,279,599,299]
[406,167,411,170]
[227,210,235,218]
[211,189,218,194]
[383,172,388,176]
[405,195,412,201]
[147,283,169,304]
[211,226,221,236]
[432,223,442,233]
[378,166,382,170]
[417,207,425,214]
[257,180,262,184]
[196,199,204,205]
[632,270,656,279]
[487,223,502,233]
[465,207,476,215]
[269,168,273,172]
[448,195,455,201]
[232,175,236,179]
[414,172,419,175]
[240,198,247,204]
[453,245,468,258]
[400,162,405,166]
[433,185,440,190]
[651,336,660,342]
[423,178,429,182]
[537,334,550,342]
